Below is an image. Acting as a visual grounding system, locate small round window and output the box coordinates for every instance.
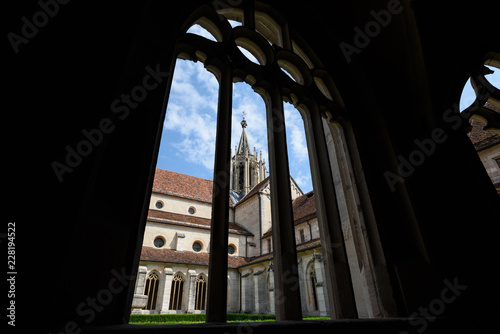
[192,241,202,252]
[188,207,196,214]
[154,237,165,248]
[228,244,236,255]
[155,201,164,209]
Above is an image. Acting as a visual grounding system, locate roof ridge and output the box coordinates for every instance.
[155,167,213,183]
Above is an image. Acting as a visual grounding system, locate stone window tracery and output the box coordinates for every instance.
[195,274,208,310]
[169,273,185,310]
[169,1,385,321]
[144,272,159,311]
[309,267,318,311]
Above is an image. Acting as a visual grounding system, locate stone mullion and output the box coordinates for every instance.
[304,105,358,318]
[206,60,233,323]
[265,84,302,321]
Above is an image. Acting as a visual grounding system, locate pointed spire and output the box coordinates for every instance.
[236,111,250,155]
[241,110,247,128]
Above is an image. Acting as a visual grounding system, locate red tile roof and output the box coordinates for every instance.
[152,168,236,206]
[262,191,316,238]
[152,168,214,203]
[142,170,321,268]
[141,247,249,268]
[292,191,317,224]
[148,209,253,236]
[140,238,322,269]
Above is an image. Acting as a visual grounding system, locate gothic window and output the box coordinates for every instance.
[299,229,305,243]
[309,267,318,311]
[169,273,185,310]
[161,1,382,321]
[195,274,207,310]
[238,163,244,190]
[144,272,159,310]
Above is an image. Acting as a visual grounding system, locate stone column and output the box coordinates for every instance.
[297,258,307,314]
[326,120,397,317]
[263,86,302,321]
[267,265,275,314]
[241,270,253,313]
[313,256,328,316]
[206,63,232,323]
[160,267,173,314]
[131,266,148,314]
[187,270,197,313]
[301,106,358,319]
[253,268,267,314]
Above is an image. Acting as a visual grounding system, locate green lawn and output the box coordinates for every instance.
[129,313,330,325]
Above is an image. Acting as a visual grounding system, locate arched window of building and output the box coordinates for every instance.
[169,273,185,310]
[144,272,159,310]
[195,274,207,310]
[308,266,318,311]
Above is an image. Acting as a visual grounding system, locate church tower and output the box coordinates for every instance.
[230,114,267,196]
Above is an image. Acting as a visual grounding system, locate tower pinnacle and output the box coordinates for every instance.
[230,113,267,196]
[241,111,247,128]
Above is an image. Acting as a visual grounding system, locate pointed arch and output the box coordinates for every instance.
[195,273,208,310]
[304,260,319,312]
[169,272,186,311]
[144,271,160,310]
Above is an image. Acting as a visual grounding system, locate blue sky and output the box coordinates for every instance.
[156,40,313,193]
[156,24,499,195]
[460,65,500,111]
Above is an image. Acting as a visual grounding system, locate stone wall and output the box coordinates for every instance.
[149,193,212,219]
[478,145,500,187]
[234,195,262,257]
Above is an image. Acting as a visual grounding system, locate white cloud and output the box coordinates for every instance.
[293,170,311,192]
[158,59,313,192]
[284,104,308,162]
[162,60,218,171]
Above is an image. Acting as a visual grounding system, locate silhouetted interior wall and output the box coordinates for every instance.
[7,0,500,333]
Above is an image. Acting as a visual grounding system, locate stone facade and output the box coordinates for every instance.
[131,119,383,317]
[468,103,500,194]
